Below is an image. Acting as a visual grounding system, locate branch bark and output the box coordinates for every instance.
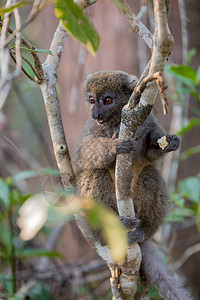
[114,0,173,298]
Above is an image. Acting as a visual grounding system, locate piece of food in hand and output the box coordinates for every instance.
[157,135,169,150]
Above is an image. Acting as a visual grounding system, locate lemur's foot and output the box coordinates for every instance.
[165,134,180,152]
[120,216,145,244]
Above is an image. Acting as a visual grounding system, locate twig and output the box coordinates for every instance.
[115,0,153,50]
[129,71,168,114]
[0,20,44,83]
[0,0,14,108]
[9,51,36,82]
[174,243,200,270]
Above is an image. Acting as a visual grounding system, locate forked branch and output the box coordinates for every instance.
[114,0,173,298]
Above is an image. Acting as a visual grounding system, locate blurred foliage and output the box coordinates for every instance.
[0,170,128,298]
[167,175,200,230]
[165,51,200,232]
[55,0,100,56]
[0,172,62,299]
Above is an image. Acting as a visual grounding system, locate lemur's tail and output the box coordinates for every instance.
[140,240,192,300]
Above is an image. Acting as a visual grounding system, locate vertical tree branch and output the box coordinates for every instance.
[114,0,173,298]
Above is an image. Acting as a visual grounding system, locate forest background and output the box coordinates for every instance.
[0,0,200,299]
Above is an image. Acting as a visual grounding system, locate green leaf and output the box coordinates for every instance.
[13,170,38,182]
[55,0,100,56]
[0,227,12,255]
[0,274,13,295]
[187,48,197,64]
[166,207,195,222]
[0,250,7,258]
[13,168,60,183]
[10,189,30,206]
[180,145,200,161]
[197,203,200,232]
[18,248,62,258]
[0,1,31,16]
[196,65,200,84]
[166,65,197,88]
[40,167,60,176]
[178,176,200,203]
[0,178,10,206]
[178,118,200,135]
[10,46,52,55]
[28,284,50,300]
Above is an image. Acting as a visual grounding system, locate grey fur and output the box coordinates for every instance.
[73,70,191,299]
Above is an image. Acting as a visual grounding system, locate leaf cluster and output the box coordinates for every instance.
[0,172,62,299]
[166,51,200,161]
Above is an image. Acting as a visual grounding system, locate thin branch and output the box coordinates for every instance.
[116,0,153,50]
[74,0,97,9]
[174,243,200,270]
[129,71,168,114]
[9,51,36,82]
[0,0,16,108]
[0,20,44,82]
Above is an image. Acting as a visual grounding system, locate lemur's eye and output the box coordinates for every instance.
[89,96,95,103]
[105,97,113,104]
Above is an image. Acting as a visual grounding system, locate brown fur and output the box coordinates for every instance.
[74,70,180,241]
[73,71,193,299]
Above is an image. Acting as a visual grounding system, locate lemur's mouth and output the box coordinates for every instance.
[97,119,105,124]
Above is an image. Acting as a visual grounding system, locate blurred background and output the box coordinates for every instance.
[1,0,200,299]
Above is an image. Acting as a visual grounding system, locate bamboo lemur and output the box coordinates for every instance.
[74,70,191,300]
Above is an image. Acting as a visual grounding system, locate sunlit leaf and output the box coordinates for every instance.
[196,65,200,84]
[0,1,31,16]
[55,0,100,56]
[166,65,197,88]
[85,199,127,262]
[17,194,49,241]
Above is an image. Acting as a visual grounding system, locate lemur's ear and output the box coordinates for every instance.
[126,74,138,91]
